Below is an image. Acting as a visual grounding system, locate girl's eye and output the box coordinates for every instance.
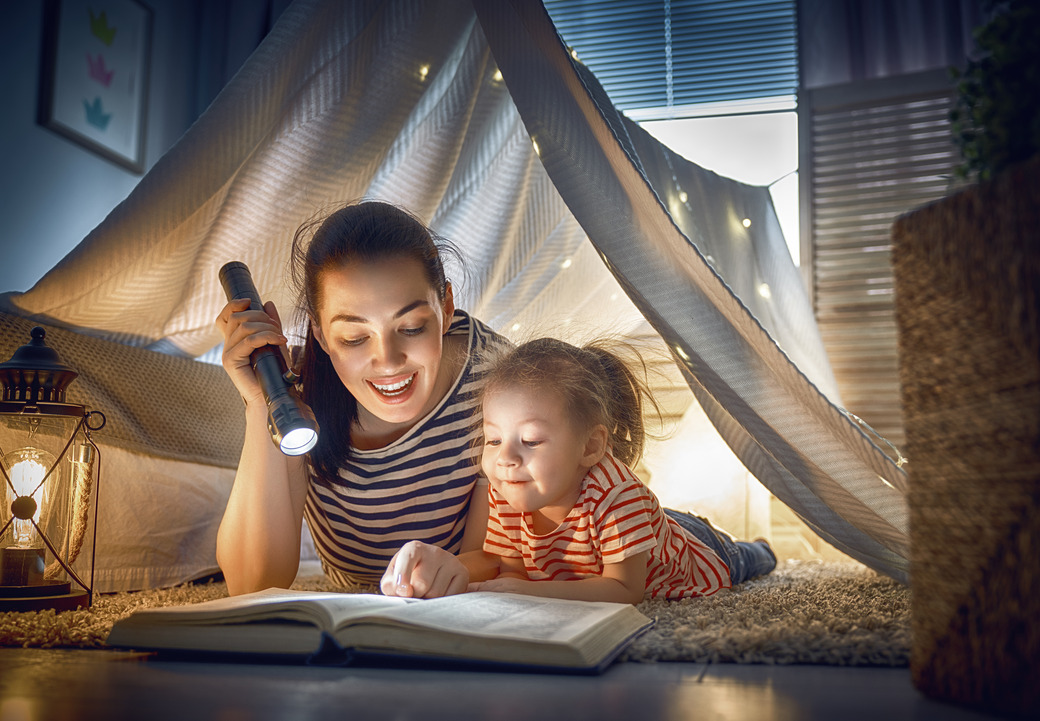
[523,440,542,448]
[401,324,427,337]
[485,439,501,447]
[340,337,366,347]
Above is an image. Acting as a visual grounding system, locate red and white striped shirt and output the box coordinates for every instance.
[484,453,731,599]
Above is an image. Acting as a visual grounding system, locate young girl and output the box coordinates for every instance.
[215,201,509,595]
[383,337,775,603]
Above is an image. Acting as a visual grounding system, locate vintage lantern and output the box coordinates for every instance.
[0,327,104,611]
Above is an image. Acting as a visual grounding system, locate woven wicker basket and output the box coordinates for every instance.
[892,157,1040,717]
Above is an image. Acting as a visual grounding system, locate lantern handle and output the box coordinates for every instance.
[85,410,106,434]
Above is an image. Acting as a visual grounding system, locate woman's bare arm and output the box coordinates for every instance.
[216,401,310,595]
[214,297,311,595]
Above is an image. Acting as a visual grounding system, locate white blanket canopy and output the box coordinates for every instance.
[5,0,909,582]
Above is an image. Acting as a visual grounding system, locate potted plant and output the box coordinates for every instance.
[948,0,1040,183]
[890,1,1039,716]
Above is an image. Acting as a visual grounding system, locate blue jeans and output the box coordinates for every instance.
[664,509,776,586]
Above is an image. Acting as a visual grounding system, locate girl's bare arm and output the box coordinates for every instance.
[469,552,649,605]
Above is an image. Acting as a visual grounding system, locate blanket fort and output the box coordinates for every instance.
[5,0,910,584]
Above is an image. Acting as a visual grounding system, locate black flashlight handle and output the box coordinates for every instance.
[218,262,294,405]
[219,261,318,455]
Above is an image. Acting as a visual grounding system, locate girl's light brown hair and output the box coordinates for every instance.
[479,337,660,467]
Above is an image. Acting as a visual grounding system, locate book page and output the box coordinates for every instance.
[359,592,625,642]
[117,588,411,631]
[108,589,652,667]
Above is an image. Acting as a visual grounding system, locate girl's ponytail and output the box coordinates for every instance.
[584,344,647,467]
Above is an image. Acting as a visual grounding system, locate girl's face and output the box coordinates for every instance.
[312,255,455,432]
[481,385,606,528]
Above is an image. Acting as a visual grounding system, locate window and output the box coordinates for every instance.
[543,0,797,117]
[543,0,801,263]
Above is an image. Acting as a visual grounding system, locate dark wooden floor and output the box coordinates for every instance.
[0,648,1010,721]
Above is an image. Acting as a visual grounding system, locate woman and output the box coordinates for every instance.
[215,201,508,595]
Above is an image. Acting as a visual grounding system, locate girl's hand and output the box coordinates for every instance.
[467,575,532,595]
[381,541,470,599]
[215,297,290,406]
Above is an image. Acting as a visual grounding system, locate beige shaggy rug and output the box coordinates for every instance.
[0,560,910,666]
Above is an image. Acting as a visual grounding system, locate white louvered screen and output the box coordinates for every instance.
[804,71,962,450]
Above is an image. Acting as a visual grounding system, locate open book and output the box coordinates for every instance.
[106,588,654,673]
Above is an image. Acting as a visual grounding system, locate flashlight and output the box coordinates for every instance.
[219,261,319,456]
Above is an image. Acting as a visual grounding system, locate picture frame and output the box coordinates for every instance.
[38,0,152,173]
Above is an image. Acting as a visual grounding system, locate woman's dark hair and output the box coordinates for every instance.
[291,200,457,485]
[479,337,658,467]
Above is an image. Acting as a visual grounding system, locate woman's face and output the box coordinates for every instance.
[312,255,455,430]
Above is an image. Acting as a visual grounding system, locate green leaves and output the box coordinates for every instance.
[950,0,1040,182]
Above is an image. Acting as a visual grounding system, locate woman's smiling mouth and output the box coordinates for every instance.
[370,373,416,397]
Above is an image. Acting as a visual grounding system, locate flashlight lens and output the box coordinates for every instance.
[280,427,318,455]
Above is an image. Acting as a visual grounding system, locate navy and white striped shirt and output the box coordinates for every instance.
[303,310,508,586]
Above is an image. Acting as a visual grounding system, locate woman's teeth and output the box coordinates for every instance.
[372,375,413,396]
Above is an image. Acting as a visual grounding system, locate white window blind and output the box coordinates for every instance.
[805,70,962,448]
[543,0,797,118]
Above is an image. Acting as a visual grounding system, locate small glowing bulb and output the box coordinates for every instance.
[742,218,751,228]
[493,69,503,82]
[570,48,579,60]
[678,191,688,203]
[419,65,430,80]
[532,139,540,156]
[511,322,521,332]
[560,258,572,270]
[5,450,49,547]
[757,283,772,299]
[610,293,618,301]
[674,345,691,362]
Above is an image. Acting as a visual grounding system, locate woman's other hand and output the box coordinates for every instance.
[381,541,470,598]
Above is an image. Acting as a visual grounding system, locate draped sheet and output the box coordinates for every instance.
[4,0,909,581]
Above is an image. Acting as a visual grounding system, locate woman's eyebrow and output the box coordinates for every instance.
[329,300,431,325]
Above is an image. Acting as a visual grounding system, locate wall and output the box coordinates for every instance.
[0,1,193,294]
[0,0,283,295]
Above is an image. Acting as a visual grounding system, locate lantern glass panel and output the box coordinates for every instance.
[0,413,84,587]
